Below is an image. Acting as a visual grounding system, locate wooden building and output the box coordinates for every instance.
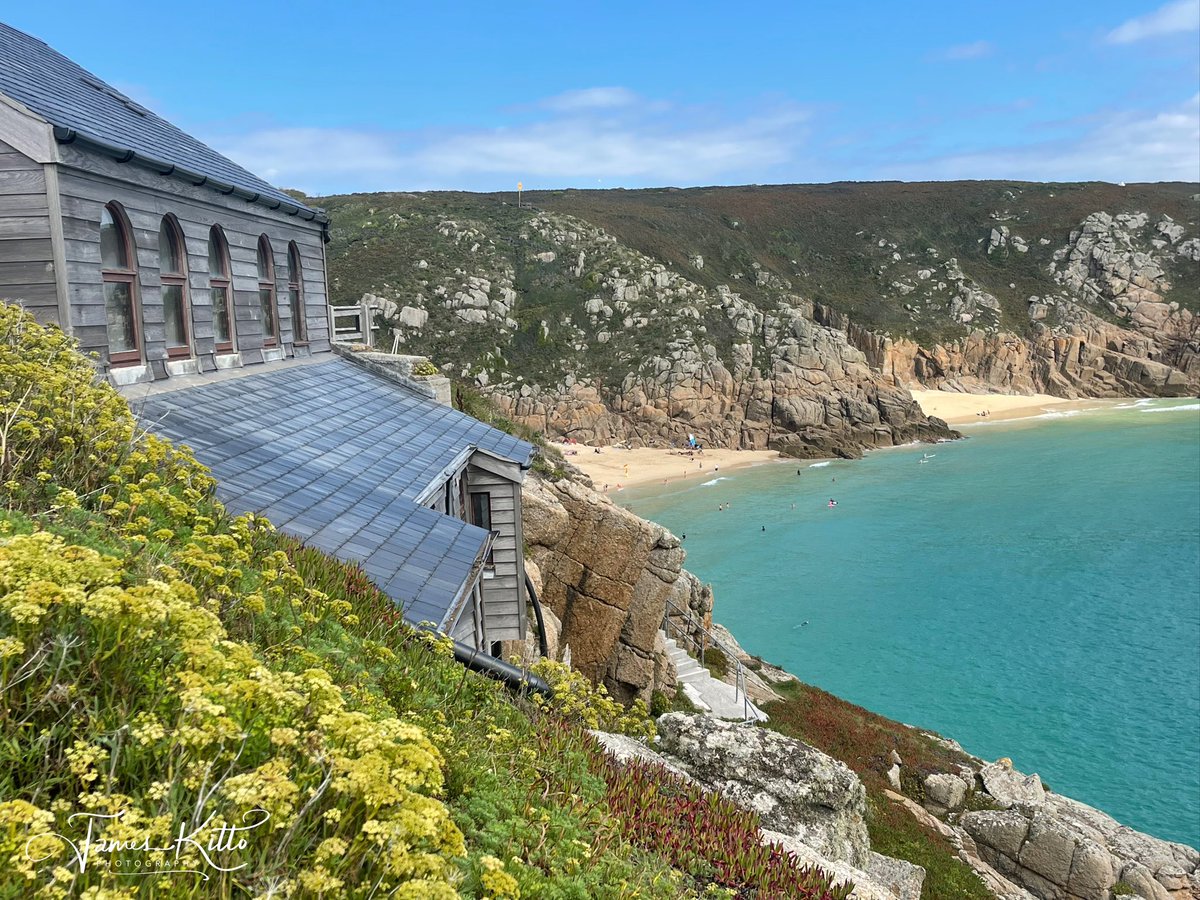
[0,21,535,655]
[0,21,329,385]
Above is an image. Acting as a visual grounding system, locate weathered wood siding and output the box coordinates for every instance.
[450,589,485,649]
[54,143,329,376]
[467,462,527,642]
[0,139,57,323]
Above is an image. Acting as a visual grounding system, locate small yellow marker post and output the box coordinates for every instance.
[518,181,523,209]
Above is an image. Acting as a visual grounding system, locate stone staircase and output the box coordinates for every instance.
[662,632,768,722]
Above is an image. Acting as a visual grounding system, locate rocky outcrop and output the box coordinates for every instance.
[902,755,1200,900]
[494,291,958,457]
[855,313,1196,399]
[961,793,1200,900]
[849,209,1200,399]
[884,789,1037,900]
[522,474,711,702]
[656,712,871,866]
[592,722,925,900]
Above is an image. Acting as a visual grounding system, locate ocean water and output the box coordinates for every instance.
[623,399,1200,847]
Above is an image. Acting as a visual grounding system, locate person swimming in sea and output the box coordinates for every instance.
[828,498,838,508]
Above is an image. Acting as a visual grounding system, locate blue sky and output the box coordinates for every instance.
[6,1,1199,193]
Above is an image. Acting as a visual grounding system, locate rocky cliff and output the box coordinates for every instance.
[521,473,713,702]
[320,183,1197,456]
[594,716,928,900]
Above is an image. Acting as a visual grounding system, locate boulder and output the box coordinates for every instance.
[963,809,1032,860]
[656,713,870,866]
[979,760,1046,809]
[1066,839,1115,897]
[1018,810,1078,885]
[924,772,968,812]
[397,305,428,329]
[1118,861,1171,900]
[866,851,926,900]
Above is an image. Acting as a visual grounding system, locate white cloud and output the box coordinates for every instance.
[933,40,995,61]
[209,85,1199,194]
[211,90,811,193]
[1106,0,1199,44]
[538,87,640,112]
[215,127,406,186]
[881,94,1200,184]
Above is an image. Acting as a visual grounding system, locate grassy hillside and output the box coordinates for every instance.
[0,303,850,899]
[525,181,1200,335]
[317,182,1199,370]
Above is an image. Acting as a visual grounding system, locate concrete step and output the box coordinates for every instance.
[659,630,767,722]
[680,682,711,714]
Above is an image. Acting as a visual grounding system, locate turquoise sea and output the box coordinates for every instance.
[623,399,1200,848]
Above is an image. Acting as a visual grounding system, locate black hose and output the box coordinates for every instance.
[525,572,550,659]
[451,638,551,695]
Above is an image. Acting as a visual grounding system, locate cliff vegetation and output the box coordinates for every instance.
[0,302,847,898]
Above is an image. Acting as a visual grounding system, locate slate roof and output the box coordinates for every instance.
[133,357,535,628]
[0,21,317,217]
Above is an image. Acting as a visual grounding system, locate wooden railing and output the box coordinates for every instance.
[329,299,376,346]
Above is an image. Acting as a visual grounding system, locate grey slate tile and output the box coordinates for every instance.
[135,357,532,629]
[0,23,311,213]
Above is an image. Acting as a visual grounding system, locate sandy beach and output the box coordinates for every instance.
[555,391,1097,490]
[552,442,783,492]
[909,389,1078,424]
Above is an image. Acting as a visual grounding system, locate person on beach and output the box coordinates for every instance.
[623,464,629,477]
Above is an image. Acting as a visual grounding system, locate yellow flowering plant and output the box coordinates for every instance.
[0,303,821,899]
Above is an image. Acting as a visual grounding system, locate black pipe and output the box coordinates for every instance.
[451,638,551,695]
[525,572,550,659]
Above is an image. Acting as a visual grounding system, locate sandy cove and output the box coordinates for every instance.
[551,443,784,492]
[908,389,1081,424]
[554,390,1095,490]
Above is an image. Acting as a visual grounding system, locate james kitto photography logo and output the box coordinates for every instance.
[26,807,272,880]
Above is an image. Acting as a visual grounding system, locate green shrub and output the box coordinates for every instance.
[529,658,655,740]
[594,746,852,899]
[702,647,729,679]
[1112,881,1136,896]
[650,690,672,718]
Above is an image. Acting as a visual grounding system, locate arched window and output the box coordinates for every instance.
[256,235,277,347]
[158,216,190,357]
[287,241,305,342]
[207,226,234,352]
[100,202,141,365]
